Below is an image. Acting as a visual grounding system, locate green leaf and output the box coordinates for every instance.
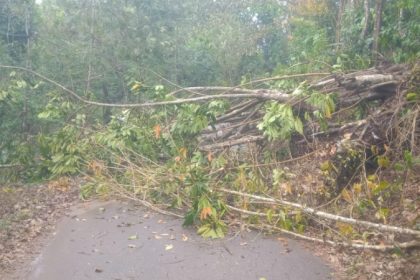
[403,150,413,168]
[393,162,405,171]
[266,209,274,223]
[406,92,418,101]
[128,234,138,240]
[0,91,9,101]
[294,118,304,135]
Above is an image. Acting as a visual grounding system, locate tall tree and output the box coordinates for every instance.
[372,0,384,63]
[360,0,370,39]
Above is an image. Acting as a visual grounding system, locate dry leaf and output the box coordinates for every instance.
[47,177,70,192]
[131,82,141,91]
[179,147,187,159]
[280,183,292,195]
[341,189,353,203]
[95,268,103,273]
[329,145,337,155]
[182,234,188,241]
[153,124,161,139]
[200,207,212,221]
[165,244,174,251]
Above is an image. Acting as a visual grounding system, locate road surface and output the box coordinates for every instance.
[22,200,332,280]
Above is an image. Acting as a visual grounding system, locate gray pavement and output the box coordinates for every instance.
[25,201,332,280]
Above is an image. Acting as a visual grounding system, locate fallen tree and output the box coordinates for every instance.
[1,62,419,252]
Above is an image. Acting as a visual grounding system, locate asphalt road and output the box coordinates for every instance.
[23,201,332,280]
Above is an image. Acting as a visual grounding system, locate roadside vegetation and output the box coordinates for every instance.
[1,0,419,278]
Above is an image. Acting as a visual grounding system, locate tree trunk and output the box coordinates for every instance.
[398,8,404,36]
[360,0,370,39]
[102,84,111,124]
[373,0,384,64]
[22,5,32,137]
[335,0,346,52]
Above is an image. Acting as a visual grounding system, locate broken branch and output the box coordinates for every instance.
[220,188,420,237]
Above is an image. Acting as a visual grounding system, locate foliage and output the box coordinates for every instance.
[305,91,336,130]
[183,161,227,238]
[257,103,303,141]
[38,121,89,177]
[172,100,228,139]
[0,0,419,246]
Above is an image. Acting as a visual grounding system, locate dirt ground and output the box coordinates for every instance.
[0,179,79,279]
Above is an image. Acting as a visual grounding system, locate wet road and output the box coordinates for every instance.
[24,201,332,280]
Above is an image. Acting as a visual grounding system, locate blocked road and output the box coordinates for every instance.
[25,201,332,280]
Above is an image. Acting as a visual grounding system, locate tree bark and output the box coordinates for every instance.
[220,188,420,236]
[360,0,370,39]
[398,8,404,36]
[373,0,384,64]
[335,0,346,52]
[102,84,111,124]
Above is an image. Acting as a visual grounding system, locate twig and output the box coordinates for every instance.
[308,119,367,138]
[227,205,283,217]
[112,183,183,218]
[200,135,264,151]
[226,205,301,218]
[240,72,331,87]
[0,164,22,168]
[252,224,420,251]
[216,100,260,122]
[411,108,419,152]
[218,104,262,140]
[226,150,317,170]
[236,104,262,135]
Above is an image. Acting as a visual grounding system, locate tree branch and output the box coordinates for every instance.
[253,224,420,251]
[0,65,293,108]
[220,188,420,236]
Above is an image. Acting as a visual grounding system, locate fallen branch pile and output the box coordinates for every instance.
[2,63,418,252]
[194,64,413,152]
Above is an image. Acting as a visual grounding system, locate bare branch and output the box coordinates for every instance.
[200,135,264,151]
[0,164,22,168]
[220,188,420,236]
[253,224,420,251]
[0,65,293,108]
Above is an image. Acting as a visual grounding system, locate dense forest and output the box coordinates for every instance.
[0,0,419,279]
